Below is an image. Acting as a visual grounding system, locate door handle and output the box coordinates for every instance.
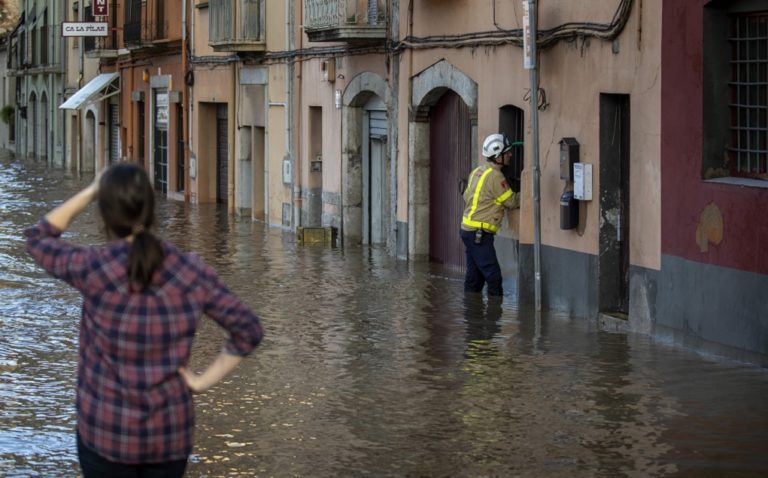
[458,178,467,194]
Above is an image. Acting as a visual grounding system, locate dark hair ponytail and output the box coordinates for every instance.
[128,228,164,291]
[97,163,165,291]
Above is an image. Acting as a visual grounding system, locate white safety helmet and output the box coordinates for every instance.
[482,133,512,160]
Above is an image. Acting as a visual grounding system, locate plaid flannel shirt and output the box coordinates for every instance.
[25,219,264,464]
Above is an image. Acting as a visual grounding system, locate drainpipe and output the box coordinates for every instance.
[230,61,236,214]
[285,0,294,228]
[389,0,400,257]
[292,0,302,229]
[182,0,189,202]
[188,0,196,198]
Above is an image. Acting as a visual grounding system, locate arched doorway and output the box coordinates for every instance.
[429,91,472,269]
[363,95,389,246]
[84,111,96,170]
[409,60,478,262]
[341,72,390,248]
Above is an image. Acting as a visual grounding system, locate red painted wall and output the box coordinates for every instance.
[661,1,768,274]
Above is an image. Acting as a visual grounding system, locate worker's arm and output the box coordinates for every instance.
[491,172,520,210]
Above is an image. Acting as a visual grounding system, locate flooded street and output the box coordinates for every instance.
[1,152,767,478]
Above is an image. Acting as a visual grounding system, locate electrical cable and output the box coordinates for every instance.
[256,0,633,65]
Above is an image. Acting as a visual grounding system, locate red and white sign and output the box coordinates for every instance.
[93,0,109,17]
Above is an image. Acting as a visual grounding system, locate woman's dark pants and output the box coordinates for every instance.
[78,434,188,478]
[460,229,503,296]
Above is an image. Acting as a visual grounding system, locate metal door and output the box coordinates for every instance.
[153,90,168,194]
[216,104,228,204]
[599,94,630,317]
[137,101,145,165]
[41,95,48,162]
[364,108,388,245]
[177,104,184,192]
[429,91,472,269]
[29,95,36,160]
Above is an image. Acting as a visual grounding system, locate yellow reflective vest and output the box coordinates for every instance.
[461,163,520,233]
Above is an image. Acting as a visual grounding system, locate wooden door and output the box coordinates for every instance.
[429,91,472,269]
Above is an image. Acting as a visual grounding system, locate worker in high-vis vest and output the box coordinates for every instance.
[460,133,520,296]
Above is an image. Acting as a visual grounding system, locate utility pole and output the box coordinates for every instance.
[523,0,542,311]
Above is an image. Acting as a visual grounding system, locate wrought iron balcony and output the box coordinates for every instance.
[123,0,177,49]
[209,0,266,52]
[85,36,120,59]
[81,3,118,57]
[304,0,386,43]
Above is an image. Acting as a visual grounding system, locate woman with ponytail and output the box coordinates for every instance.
[25,163,264,477]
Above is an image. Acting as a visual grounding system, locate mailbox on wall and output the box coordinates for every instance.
[559,137,579,181]
[560,190,579,230]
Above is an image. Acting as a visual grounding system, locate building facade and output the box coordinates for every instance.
[7,0,67,166]
[188,0,293,218]
[654,1,768,364]
[0,32,15,153]
[295,0,767,364]
[14,0,765,364]
[60,0,101,172]
[117,0,186,199]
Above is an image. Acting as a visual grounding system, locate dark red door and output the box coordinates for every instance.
[429,91,472,270]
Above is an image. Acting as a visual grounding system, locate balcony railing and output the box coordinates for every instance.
[123,0,173,48]
[85,36,119,58]
[304,0,386,43]
[124,0,142,45]
[209,0,266,52]
[124,20,170,47]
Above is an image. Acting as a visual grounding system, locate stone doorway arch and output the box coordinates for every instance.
[341,72,390,248]
[409,60,478,259]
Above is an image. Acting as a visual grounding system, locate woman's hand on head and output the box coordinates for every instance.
[44,169,105,230]
[87,170,104,199]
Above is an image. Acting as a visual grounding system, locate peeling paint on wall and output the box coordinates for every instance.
[695,202,723,253]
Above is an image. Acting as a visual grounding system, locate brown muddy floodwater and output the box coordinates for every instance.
[1,153,768,477]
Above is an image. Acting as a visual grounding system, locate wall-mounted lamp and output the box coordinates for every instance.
[142,69,149,82]
[334,89,342,110]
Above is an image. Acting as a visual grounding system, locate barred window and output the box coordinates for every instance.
[729,13,768,176]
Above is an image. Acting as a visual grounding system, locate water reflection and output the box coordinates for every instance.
[1,153,768,477]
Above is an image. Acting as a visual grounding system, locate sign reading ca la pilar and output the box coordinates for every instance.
[61,22,108,37]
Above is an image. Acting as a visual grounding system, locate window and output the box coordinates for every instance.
[39,9,48,65]
[703,2,768,180]
[729,13,768,176]
[83,5,95,52]
[499,105,525,192]
[124,0,142,45]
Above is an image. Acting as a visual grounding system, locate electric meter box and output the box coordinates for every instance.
[573,162,592,200]
[560,137,579,181]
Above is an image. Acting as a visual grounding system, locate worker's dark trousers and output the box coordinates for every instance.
[460,229,503,296]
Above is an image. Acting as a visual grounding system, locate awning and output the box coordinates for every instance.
[59,73,120,110]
